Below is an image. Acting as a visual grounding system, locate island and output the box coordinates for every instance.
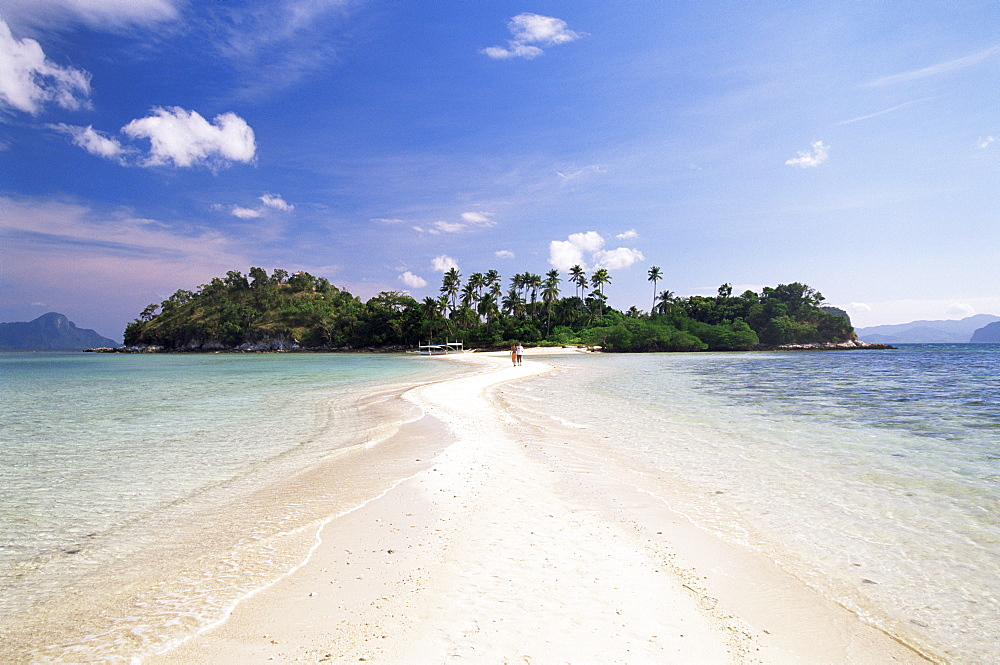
[122,267,886,352]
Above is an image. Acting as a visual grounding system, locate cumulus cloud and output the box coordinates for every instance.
[50,124,126,160]
[431,255,459,272]
[785,140,829,168]
[616,229,639,240]
[979,136,996,149]
[398,271,427,289]
[549,231,642,272]
[122,107,256,169]
[482,13,579,60]
[0,19,91,115]
[594,247,644,270]
[495,250,515,259]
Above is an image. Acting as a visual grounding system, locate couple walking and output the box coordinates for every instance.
[510,343,524,366]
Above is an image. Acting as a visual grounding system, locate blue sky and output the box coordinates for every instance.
[1,0,997,340]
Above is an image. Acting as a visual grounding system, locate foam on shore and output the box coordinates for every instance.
[151,348,930,664]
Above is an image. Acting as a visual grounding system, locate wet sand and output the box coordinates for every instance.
[151,348,930,663]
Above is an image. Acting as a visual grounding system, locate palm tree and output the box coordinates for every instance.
[460,282,477,310]
[468,272,486,299]
[439,268,461,314]
[590,268,611,295]
[569,265,586,298]
[502,288,524,318]
[478,293,500,330]
[656,290,676,316]
[542,270,561,333]
[421,296,445,337]
[590,269,611,319]
[526,273,542,305]
[647,266,662,313]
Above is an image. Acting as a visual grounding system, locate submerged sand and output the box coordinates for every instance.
[151,348,930,664]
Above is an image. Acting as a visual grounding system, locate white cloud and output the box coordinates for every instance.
[221,193,293,219]
[509,13,579,46]
[556,164,606,183]
[433,221,465,233]
[398,271,427,289]
[431,255,459,272]
[414,211,495,234]
[979,136,996,149]
[122,107,256,169]
[482,13,579,60]
[50,124,126,160]
[482,44,545,60]
[867,45,1000,87]
[0,19,91,115]
[946,303,976,318]
[0,196,248,315]
[549,230,643,272]
[837,99,930,125]
[230,206,263,219]
[785,140,829,168]
[594,247,644,270]
[1,0,179,32]
[260,194,293,211]
[495,250,515,259]
[616,229,639,240]
[461,211,493,225]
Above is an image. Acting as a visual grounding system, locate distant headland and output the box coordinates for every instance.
[0,313,119,351]
[117,267,888,353]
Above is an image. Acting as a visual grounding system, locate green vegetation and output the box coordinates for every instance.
[124,267,855,352]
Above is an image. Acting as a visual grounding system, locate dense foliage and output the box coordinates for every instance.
[123,267,854,352]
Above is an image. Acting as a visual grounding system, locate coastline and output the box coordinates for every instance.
[150,348,930,664]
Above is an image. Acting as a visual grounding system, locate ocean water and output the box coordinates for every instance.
[500,345,1000,664]
[0,351,461,663]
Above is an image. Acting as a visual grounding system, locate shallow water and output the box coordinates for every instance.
[0,352,460,662]
[501,345,1000,664]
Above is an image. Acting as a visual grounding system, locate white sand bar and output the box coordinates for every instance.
[152,349,930,664]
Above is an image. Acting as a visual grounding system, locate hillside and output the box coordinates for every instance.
[970,321,1000,343]
[856,314,1000,344]
[0,313,119,350]
[123,268,860,352]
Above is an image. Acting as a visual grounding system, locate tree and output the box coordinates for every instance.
[569,265,586,298]
[440,268,461,314]
[590,268,611,296]
[655,290,676,316]
[542,269,561,333]
[647,266,662,312]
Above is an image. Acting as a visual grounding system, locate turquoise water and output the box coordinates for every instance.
[0,352,459,662]
[503,345,1000,664]
[4,347,998,663]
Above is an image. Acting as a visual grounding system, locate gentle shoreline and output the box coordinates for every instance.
[150,348,931,664]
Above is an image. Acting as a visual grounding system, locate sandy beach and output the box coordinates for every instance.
[150,348,930,664]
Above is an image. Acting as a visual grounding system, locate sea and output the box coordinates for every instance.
[0,351,463,663]
[1,345,998,663]
[500,344,1000,664]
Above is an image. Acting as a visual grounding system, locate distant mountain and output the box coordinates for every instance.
[856,314,1000,344]
[970,321,1000,343]
[0,313,119,350]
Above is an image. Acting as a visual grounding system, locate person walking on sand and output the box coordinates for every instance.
[511,344,518,366]
[515,343,524,366]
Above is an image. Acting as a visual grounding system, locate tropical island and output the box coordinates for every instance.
[121,266,873,352]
